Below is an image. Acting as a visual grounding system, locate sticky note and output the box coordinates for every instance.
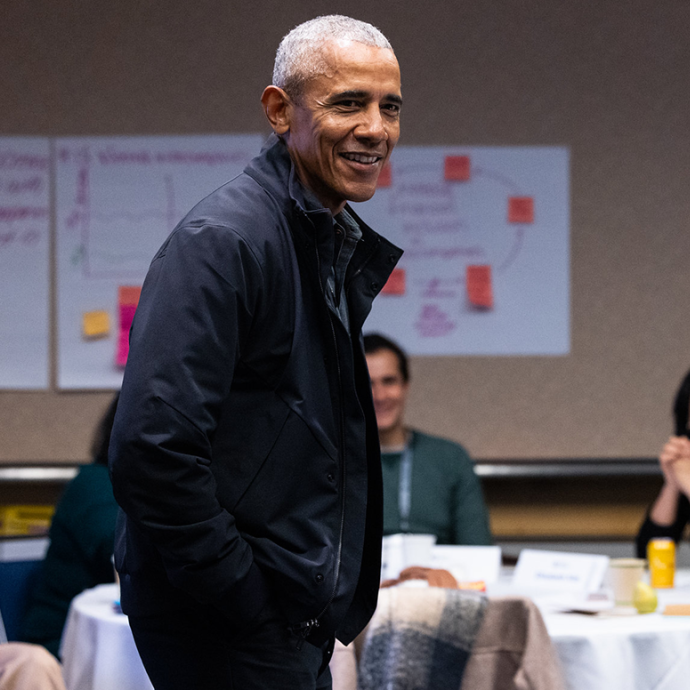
[115,286,142,367]
[444,156,471,182]
[377,164,392,188]
[664,605,690,616]
[508,197,534,223]
[118,286,142,306]
[466,265,493,309]
[82,310,110,339]
[115,333,130,369]
[381,268,406,295]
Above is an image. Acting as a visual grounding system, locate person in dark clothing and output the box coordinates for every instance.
[20,394,119,658]
[108,15,403,690]
[636,371,690,558]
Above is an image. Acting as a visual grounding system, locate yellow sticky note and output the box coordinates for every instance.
[83,310,110,339]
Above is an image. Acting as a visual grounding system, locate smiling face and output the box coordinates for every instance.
[366,348,409,447]
[281,40,401,214]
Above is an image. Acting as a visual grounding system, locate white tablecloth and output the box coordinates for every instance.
[497,570,690,690]
[61,574,690,690]
[60,584,152,690]
[547,611,690,690]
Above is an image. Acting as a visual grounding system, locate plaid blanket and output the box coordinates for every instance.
[358,585,488,690]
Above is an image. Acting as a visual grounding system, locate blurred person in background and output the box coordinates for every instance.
[364,333,492,545]
[19,393,119,658]
[637,371,690,557]
[0,612,66,690]
[0,643,66,690]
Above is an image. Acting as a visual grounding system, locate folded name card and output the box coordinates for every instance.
[513,549,609,594]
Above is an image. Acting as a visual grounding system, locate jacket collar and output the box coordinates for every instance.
[244,134,403,325]
[245,133,314,218]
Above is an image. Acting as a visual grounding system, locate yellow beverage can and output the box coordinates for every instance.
[648,538,675,588]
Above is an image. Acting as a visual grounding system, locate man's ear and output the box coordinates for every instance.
[261,86,292,135]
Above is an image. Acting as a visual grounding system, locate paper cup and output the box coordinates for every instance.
[607,558,645,606]
[402,533,437,568]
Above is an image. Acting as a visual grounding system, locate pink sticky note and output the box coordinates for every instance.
[377,164,392,188]
[444,156,471,182]
[115,303,138,367]
[115,286,141,368]
[508,197,534,223]
[381,268,406,295]
[115,333,130,368]
[466,265,493,309]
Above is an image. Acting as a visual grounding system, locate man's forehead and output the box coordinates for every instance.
[301,42,401,98]
[367,350,405,373]
[315,39,398,75]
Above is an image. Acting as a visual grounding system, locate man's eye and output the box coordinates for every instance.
[382,103,401,115]
[336,100,360,109]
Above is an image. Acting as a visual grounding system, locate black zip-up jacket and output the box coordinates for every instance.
[108,134,402,646]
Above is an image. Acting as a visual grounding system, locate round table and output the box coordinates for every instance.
[60,583,152,690]
[61,572,690,690]
[513,570,690,690]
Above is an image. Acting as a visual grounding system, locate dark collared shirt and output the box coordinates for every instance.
[300,186,362,334]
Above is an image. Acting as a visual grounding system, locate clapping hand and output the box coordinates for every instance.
[660,436,690,496]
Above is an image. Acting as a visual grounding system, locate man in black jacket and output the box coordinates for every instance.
[108,14,402,690]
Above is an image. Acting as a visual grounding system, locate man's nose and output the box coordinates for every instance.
[355,105,387,141]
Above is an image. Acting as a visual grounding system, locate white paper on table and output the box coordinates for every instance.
[431,545,502,583]
[512,549,609,594]
[381,533,437,581]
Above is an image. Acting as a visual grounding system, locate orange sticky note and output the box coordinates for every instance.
[508,197,534,223]
[381,268,406,295]
[444,155,471,182]
[118,285,142,306]
[377,164,392,188]
[466,265,493,309]
[116,286,142,367]
[82,310,110,339]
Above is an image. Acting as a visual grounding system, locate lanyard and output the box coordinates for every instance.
[399,443,413,531]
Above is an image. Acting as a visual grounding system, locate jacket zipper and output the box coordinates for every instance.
[291,214,347,641]
[346,234,380,287]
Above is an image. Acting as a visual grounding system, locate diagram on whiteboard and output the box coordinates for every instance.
[56,134,264,389]
[352,146,569,355]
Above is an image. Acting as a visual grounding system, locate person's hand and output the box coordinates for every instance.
[659,436,690,494]
[648,436,690,526]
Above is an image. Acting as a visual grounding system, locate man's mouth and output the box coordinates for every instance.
[340,152,382,165]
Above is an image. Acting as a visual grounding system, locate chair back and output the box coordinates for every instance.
[0,537,48,641]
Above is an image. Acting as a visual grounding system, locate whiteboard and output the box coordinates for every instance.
[55,134,264,389]
[0,137,50,389]
[54,138,569,389]
[353,146,570,355]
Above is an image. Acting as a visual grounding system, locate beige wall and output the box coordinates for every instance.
[2,1,690,462]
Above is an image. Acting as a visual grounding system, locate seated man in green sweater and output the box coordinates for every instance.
[363,333,492,545]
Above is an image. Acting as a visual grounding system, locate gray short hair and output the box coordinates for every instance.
[273,15,393,97]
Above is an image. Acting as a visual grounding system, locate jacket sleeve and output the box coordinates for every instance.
[635,493,690,558]
[108,222,271,617]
